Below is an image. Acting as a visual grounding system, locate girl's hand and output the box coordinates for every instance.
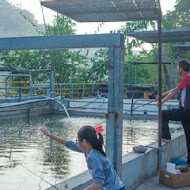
[41,127,50,136]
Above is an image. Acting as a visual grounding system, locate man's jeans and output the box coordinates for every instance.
[162,108,190,164]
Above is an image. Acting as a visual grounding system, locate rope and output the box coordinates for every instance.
[124,99,155,114]
[68,97,105,110]
[95,99,156,127]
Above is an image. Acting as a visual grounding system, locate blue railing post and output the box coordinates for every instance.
[82,84,85,98]
[19,88,22,102]
[50,69,54,98]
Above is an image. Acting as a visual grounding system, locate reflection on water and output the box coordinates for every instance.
[0,115,182,190]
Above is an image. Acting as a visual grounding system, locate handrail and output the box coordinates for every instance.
[0,82,162,101]
[0,81,30,84]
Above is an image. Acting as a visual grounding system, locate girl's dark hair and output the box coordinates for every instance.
[78,125,106,156]
[178,59,190,72]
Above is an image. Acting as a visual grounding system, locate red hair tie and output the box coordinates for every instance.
[95,125,104,136]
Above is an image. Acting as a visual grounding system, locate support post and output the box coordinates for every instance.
[50,69,54,98]
[135,64,137,85]
[171,62,174,88]
[128,63,131,86]
[158,13,162,168]
[106,34,124,177]
[5,76,7,98]
[29,74,33,95]
[83,84,85,98]
[19,88,22,102]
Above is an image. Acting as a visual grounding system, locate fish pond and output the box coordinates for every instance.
[0,115,182,190]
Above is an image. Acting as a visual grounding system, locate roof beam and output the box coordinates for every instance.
[0,34,124,50]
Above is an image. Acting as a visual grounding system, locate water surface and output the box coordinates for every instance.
[0,115,182,190]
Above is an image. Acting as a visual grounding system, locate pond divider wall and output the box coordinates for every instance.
[0,98,154,120]
[0,99,68,120]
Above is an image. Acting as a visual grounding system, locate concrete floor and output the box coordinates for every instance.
[135,173,190,190]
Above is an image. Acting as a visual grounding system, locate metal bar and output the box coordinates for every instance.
[106,47,115,166]
[135,64,137,85]
[171,62,174,88]
[92,84,95,95]
[49,69,54,98]
[106,113,115,165]
[59,84,62,97]
[10,72,12,86]
[128,63,130,86]
[5,77,7,98]
[30,75,32,95]
[130,96,134,115]
[19,88,22,102]
[106,34,124,177]
[114,46,124,177]
[131,62,175,65]
[82,84,85,98]
[71,84,74,99]
[157,13,162,168]
[0,34,123,50]
[0,74,31,77]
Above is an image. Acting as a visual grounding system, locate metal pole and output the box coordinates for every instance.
[83,84,85,98]
[128,63,130,86]
[106,47,115,166]
[19,88,22,102]
[135,64,137,85]
[106,34,124,177]
[158,12,162,168]
[5,76,7,98]
[171,62,174,88]
[59,84,61,97]
[71,84,74,99]
[29,74,32,95]
[10,72,12,87]
[50,69,54,98]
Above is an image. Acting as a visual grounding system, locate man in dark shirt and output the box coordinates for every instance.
[158,59,190,164]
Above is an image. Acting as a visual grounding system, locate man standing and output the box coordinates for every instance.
[158,59,190,164]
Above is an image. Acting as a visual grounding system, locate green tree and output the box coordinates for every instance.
[0,14,87,84]
[85,21,156,84]
[82,49,108,83]
[163,0,190,30]
[162,0,190,89]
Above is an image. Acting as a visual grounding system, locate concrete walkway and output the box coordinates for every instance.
[135,173,190,190]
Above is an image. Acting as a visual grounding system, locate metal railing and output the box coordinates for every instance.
[0,82,160,102]
[0,83,100,101]
[54,83,99,98]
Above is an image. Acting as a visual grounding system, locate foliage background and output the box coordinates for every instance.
[0,0,189,89]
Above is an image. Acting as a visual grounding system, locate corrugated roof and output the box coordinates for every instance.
[127,29,190,43]
[41,0,161,22]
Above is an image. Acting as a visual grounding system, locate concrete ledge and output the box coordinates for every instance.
[46,171,92,190]
[122,146,158,189]
[46,131,187,190]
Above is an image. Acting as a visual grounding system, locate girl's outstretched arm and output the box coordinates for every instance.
[41,127,66,145]
[84,183,103,190]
